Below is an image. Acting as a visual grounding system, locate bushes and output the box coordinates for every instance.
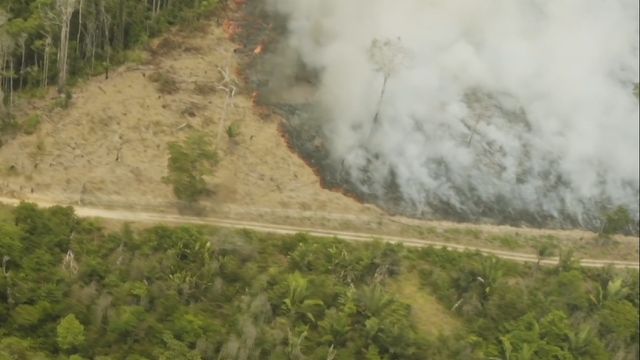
[21,114,41,135]
[226,121,241,138]
[0,204,638,359]
[163,132,218,202]
[600,206,633,236]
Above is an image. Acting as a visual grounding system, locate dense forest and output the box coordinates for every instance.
[0,203,637,359]
[0,0,220,114]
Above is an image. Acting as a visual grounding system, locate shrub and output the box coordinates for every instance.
[226,121,241,139]
[163,132,218,202]
[601,206,633,236]
[21,115,41,135]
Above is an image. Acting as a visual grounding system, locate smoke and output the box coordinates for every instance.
[266,0,639,227]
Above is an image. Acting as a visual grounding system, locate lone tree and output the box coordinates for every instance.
[56,314,85,351]
[367,37,408,126]
[164,132,218,203]
[600,206,633,237]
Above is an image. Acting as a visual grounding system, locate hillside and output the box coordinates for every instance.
[0,7,637,264]
[0,19,371,218]
[0,1,638,359]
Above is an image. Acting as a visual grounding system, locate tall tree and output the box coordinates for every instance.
[55,0,78,91]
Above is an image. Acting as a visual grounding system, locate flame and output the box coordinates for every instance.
[254,44,264,55]
[223,20,240,38]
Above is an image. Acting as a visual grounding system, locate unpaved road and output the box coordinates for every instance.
[1,196,637,269]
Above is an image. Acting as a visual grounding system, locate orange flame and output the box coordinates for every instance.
[223,20,240,38]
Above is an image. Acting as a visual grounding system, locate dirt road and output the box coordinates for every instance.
[1,196,637,269]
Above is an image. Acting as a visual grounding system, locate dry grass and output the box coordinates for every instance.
[193,81,218,96]
[148,71,179,95]
[150,36,183,55]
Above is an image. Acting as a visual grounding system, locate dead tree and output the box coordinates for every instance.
[367,37,408,126]
[215,63,238,144]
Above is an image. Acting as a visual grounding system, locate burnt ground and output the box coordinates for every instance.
[229,0,639,233]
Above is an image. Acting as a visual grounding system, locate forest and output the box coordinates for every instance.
[0,0,220,117]
[0,203,637,359]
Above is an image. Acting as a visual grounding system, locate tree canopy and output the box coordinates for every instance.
[0,203,638,359]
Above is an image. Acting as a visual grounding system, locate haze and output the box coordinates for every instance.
[269,0,640,227]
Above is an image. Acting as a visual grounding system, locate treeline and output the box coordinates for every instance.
[0,0,220,111]
[0,203,638,359]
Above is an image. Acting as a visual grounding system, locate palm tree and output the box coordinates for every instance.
[590,277,629,307]
[282,272,324,324]
[356,285,399,319]
[568,325,594,358]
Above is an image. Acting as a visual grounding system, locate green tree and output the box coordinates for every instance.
[163,132,218,203]
[56,314,85,351]
[156,332,201,360]
[599,300,639,345]
[600,206,633,236]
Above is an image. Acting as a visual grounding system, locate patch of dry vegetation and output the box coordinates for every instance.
[148,71,180,94]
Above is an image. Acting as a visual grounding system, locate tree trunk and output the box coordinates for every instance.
[57,0,77,92]
[19,37,26,90]
[118,0,126,51]
[100,0,111,79]
[0,53,5,113]
[43,35,50,88]
[9,57,13,111]
[76,0,83,55]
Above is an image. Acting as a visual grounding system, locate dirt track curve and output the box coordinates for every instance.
[1,196,637,269]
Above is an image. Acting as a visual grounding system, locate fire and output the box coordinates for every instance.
[222,20,240,38]
[254,44,264,55]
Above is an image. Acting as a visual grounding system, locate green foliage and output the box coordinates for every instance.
[56,314,85,351]
[163,132,218,202]
[53,90,73,109]
[0,203,637,359]
[226,121,241,139]
[20,114,41,135]
[0,0,222,98]
[599,300,639,345]
[534,240,556,265]
[600,206,633,236]
[489,235,520,250]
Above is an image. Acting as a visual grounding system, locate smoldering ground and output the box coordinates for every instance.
[246,0,640,230]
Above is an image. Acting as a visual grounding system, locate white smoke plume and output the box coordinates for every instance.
[267,0,639,226]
